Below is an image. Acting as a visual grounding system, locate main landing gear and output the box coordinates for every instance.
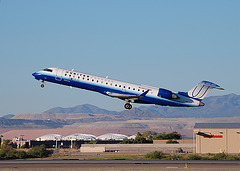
[41,80,45,88]
[124,103,132,110]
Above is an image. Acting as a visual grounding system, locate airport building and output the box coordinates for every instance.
[193,123,240,154]
[30,133,131,148]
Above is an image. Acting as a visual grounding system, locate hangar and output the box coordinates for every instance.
[193,123,240,154]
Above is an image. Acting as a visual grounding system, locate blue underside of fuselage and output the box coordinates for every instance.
[33,73,192,107]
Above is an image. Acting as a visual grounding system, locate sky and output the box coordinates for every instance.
[0,0,239,116]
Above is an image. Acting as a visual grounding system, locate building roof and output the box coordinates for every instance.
[36,134,62,141]
[62,133,96,141]
[194,123,240,129]
[97,133,128,140]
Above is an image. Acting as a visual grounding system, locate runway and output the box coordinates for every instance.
[0,160,240,170]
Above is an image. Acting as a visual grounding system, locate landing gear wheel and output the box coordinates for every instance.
[41,80,44,88]
[124,103,132,110]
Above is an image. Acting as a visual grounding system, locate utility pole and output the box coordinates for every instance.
[20,135,24,148]
[0,135,3,146]
[55,137,58,149]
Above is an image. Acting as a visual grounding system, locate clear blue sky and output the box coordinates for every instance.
[0,0,239,116]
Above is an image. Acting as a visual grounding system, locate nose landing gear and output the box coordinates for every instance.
[41,80,45,88]
[124,103,132,110]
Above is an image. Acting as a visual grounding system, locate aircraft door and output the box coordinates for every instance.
[55,68,63,81]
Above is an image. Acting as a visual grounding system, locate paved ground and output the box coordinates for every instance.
[0,160,240,171]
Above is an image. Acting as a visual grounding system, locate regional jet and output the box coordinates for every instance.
[32,68,224,109]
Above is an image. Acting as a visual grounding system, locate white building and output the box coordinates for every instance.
[36,134,62,141]
[62,133,96,141]
[97,133,128,140]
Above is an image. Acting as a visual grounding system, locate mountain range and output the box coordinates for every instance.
[2,94,240,123]
[1,94,239,138]
[42,93,240,118]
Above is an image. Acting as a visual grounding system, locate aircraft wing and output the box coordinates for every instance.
[106,90,149,99]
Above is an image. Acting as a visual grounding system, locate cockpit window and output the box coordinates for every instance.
[43,68,53,72]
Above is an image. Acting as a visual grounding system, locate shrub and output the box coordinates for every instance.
[15,150,27,159]
[187,154,202,160]
[134,136,148,144]
[121,139,134,144]
[27,145,51,158]
[225,155,240,160]
[145,151,164,159]
[88,141,97,144]
[166,140,179,144]
[213,153,227,160]
[5,149,16,159]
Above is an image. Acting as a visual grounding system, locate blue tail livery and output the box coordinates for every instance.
[32,68,224,109]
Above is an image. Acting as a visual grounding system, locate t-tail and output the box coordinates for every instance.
[179,81,224,102]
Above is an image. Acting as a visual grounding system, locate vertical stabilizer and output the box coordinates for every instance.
[186,81,224,101]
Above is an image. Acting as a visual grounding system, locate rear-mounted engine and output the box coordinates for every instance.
[158,88,178,99]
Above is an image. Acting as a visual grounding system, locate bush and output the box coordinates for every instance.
[15,150,27,159]
[166,140,179,144]
[88,141,97,144]
[121,139,134,144]
[168,154,184,160]
[213,153,227,160]
[27,145,51,158]
[145,151,164,159]
[154,131,182,140]
[134,136,148,144]
[187,154,202,160]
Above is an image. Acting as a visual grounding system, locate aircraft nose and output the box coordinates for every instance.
[199,102,205,106]
[32,72,37,77]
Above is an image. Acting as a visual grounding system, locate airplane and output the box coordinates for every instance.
[32,67,224,109]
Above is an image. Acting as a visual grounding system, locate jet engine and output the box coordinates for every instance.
[158,88,178,99]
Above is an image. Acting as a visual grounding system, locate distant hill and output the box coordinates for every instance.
[136,93,240,118]
[0,117,67,129]
[42,94,240,118]
[44,104,117,115]
[4,94,240,130]
[1,114,15,119]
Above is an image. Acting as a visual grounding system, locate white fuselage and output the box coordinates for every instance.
[32,67,206,109]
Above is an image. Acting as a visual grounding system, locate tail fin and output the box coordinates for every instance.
[179,81,224,101]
